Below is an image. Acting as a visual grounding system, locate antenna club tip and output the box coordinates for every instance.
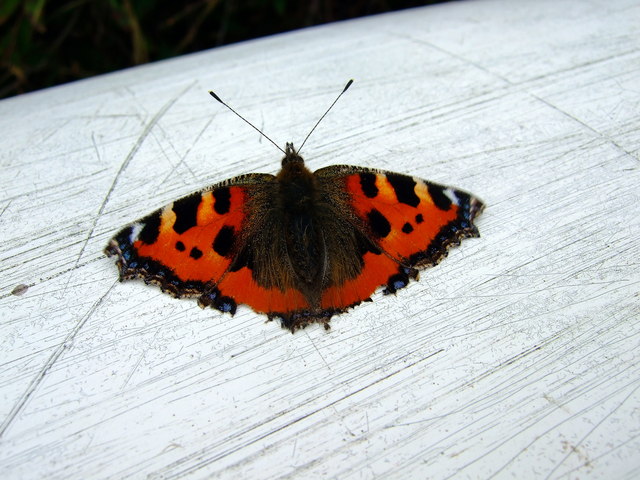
[344,79,354,92]
[209,91,223,103]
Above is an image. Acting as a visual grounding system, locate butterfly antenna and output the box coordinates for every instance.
[209,90,286,155]
[298,79,354,153]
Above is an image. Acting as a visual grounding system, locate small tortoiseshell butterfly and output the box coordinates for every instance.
[105,81,484,332]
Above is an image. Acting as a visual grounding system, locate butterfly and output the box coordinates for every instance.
[105,81,484,332]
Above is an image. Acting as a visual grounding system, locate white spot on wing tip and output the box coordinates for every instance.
[129,222,143,243]
[443,187,460,206]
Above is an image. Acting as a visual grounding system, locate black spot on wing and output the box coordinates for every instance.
[175,241,186,251]
[198,287,237,315]
[190,247,203,259]
[213,225,235,257]
[402,222,414,234]
[139,210,161,244]
[383,267,419,295]
[415,213,424,224]
[355,229,381,256]
[347,228,382,274]
[213,187,231,215]
[229,245,254,272]
[384,273,409,295]
[172,193,202,234]
[428,183,452,211]
[359,172,378,198]
[215,296,237,314]
[367,209,391,238]
[387,173,420,207]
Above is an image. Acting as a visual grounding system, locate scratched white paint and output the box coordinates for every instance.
[1,0,639,478]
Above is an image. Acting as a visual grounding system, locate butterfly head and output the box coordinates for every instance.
[282,142,304,167]
[277,142,315,205]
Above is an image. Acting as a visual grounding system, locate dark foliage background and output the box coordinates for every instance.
[0,0,448,99]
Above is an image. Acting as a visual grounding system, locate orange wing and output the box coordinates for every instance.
[315,166,484,311]
[106,174,321,322]
[106,175,270,312]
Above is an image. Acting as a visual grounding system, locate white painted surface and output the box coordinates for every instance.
[1,0,639,478]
